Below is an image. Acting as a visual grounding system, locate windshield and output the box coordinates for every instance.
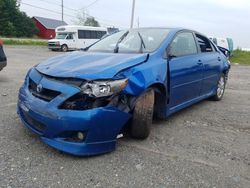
[55,33,68,39]
[88,28,170,53]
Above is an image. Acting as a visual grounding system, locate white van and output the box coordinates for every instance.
[48,25,107,52]
[210,37,229,50]
[209,37,234,55]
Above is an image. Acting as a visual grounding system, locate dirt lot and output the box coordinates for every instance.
[0,46,250,187]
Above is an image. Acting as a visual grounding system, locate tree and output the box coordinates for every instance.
[73,9,100,27]
[73,9,87,25]
[0,0,38,37]
[84,17,100,27]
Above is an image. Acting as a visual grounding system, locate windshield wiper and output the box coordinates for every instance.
[137,31,146,53]
[114,31,129,53]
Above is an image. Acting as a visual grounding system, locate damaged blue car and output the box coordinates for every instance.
[17,28,230,156]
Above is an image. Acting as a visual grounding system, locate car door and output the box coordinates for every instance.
[168,31,203,108]
[194,33,221,96]
[65,34,76,49]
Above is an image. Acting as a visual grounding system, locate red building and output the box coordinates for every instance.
[32,16,67,39]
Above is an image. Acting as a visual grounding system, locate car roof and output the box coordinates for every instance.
[128,27,204,35]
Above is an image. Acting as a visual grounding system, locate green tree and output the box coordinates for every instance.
[73,10,100,27]
[0,0,38,37]
[84,17,100,27]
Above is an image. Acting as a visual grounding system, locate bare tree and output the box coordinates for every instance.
[73,9,100,27]
[73,9,87,25]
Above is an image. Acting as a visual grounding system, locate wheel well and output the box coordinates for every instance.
[149,83,167,119]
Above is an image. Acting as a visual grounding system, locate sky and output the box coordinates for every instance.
[20,0,250,48]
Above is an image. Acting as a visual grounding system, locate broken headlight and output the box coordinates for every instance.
[80,79,128,98]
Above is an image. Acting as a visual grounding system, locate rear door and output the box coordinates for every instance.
[168,31,203,108]
[194,33,221,96]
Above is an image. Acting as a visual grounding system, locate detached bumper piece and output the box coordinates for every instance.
[17,69,131,156]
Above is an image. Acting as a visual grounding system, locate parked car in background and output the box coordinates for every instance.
[0,39,7,71]
[209,37,234,55]
[18,28,230,156]
[48,25,107,52]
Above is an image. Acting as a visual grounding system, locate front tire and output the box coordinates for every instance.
[211,74,226,101]
[130,89,155,139]
[61,44,68,52]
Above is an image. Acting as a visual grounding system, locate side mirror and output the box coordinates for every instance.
[168,54,177,60]
[166,45,177,60]
[218,46,230,59]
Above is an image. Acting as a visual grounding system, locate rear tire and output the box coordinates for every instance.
[211,74,226,101]
[130,89,155,139]
[61,44,68,52]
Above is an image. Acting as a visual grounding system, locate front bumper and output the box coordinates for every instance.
[48,44,61,50]
[17,69,131,156]
[0,60,7,71]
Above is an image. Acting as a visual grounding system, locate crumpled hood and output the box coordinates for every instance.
[36,51,148,80]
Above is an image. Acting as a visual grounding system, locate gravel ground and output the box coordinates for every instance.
[0,46,250,188]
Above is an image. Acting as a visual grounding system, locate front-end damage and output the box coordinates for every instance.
[17,68,138,156]
[17,50,168,156]
[59,91,136,114]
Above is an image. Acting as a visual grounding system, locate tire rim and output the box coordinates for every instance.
[62,46,67,52]
[217,76,225,98]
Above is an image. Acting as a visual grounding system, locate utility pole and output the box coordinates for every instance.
[130,0,135,28]
[61,0,64,21]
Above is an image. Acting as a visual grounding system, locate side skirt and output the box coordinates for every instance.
[166,90,215,117]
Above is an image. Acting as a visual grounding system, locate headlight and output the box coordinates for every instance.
[80,79,128,98]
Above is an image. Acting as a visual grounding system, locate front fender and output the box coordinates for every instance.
[118,56,168,97]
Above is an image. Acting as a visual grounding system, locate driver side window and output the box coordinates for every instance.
[66,34,73,40]
[169,32,198,57]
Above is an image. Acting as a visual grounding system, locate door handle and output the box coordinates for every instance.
[218,57,221,61]
[197,60,202,65]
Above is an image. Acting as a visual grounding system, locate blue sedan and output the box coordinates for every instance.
[17,28,230,156]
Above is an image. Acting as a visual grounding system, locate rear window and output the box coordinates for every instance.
[195,34,213,53]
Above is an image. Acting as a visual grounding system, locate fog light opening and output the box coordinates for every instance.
[77,132,85,141]
[62,131,86,142]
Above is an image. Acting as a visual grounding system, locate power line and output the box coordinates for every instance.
[36,0,101,12]
[20,1,123,27]
[83,0,101,9]
[35,0,79,12]
[21,2,76,18]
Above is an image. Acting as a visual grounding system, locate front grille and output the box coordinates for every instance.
[41,74,83,87]
[29,78,61,102]
[48,42,59,47]
[20,108,47,133]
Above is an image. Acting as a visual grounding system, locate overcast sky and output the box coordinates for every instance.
[20,0,250,48]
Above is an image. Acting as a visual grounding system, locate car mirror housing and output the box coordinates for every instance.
[218,46,230,59]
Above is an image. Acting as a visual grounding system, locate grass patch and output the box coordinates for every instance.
[230,50,250,65]
[2,38,47,46]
